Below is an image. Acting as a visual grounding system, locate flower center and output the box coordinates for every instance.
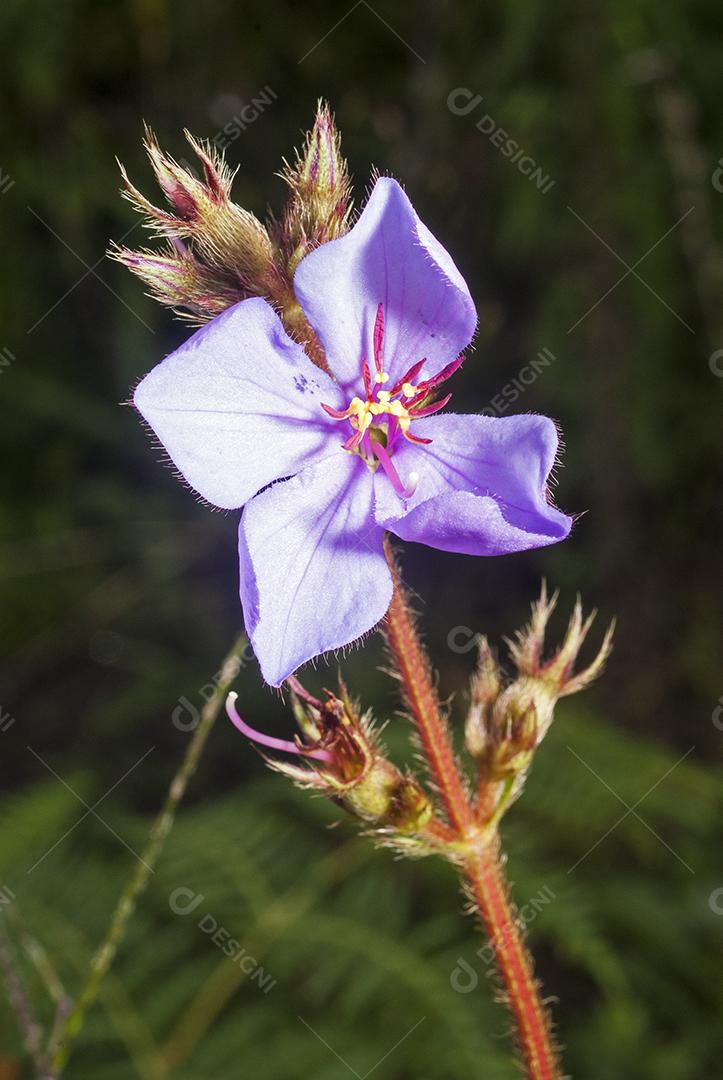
[321,303,464,499]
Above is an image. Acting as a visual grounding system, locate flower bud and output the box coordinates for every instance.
[344,759,432,832]
[464,637,501,759]
[235,676,432,831]
[478,697,539,782]
[277,100,353,272]
[506,585,615,737]
[466,586,614,794]
[113,126,274,322]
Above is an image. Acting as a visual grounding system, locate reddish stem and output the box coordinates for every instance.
[382,537,561,1080]
[383,538,472,833]
[465,851,561,1080]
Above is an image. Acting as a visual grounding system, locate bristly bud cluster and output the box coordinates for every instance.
[226,584,612,859]
[275,100,353,276]
[112,103,352,345]
[231,677,433,835]
[112,126,277,322]
[465,585,614,820]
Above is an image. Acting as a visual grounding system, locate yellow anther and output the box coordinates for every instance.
[374,371,390,384]
[339,387,414,443]
[402,382,417,398]
[347,397,372,432]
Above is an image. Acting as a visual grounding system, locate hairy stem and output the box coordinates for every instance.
[383,537,472,832]
[383,540,560,1079]
[465,850,560,1080]
[49,632,247,1076]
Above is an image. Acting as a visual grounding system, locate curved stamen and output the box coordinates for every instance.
[361,358,373,398]
[321,402,351,420]
[342,429,364,452]
[387,358,426,397]
[407,355,465,409]
[409,392,452,419]
[371,440,419,499]
[226,692,332,761]
[402,430,433,446]
[423,354,465,390]
[373,303,385,372]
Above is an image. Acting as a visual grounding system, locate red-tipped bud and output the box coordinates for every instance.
[114,126,274,322]
[506,584,615,723]
[464,637,501,760]
[276,100,353,272]
[466,586,614,815]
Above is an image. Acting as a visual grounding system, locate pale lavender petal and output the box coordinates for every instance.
[294,177,477,391]
[239,452,391,686]
[134,297,344,510]
[375,413,571,555]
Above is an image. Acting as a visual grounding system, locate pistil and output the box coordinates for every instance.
[226,691,332,761]
[371,440,418,499]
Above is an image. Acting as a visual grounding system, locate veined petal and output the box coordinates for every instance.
[239,452,391,686]
[375,413,572,555]
[294,177,477,391]
[134,297,344,509]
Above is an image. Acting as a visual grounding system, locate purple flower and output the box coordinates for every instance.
[134,178,571,686]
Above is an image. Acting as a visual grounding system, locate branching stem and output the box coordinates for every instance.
[383,539,561,1080]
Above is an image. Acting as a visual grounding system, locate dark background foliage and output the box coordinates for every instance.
[1,2,722,1077]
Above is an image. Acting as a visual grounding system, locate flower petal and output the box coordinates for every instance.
[375,413,572,555]
[134,297,344,509]
[239,451,392,686]
[294,177,477,391]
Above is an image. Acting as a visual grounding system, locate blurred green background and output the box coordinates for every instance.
[1,1,722,1077]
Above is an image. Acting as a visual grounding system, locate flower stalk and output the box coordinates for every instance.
[383,543,561,1079]
[383,537,473,834]
[464,850,560,1080]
